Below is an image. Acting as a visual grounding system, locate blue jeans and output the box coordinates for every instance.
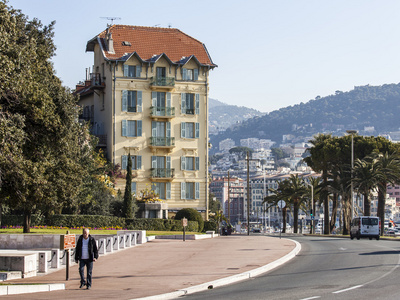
[79,259,93,287]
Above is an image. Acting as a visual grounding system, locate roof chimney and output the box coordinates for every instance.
[106,27,115,54]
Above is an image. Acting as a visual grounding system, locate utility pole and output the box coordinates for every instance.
[228,170,231,224]
[247,152,250,236]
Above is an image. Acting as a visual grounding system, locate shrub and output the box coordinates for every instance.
[174,208,204,232]
[126,219,198,232]
[203,221,218,232]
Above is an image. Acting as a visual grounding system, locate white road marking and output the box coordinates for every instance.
[300,296,321,300]
[332,285,363,294]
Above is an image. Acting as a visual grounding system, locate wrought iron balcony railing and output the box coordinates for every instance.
[150,106,175,117]
[150,137,175,147]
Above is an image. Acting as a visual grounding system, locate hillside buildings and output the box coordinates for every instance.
[75,25,216,219]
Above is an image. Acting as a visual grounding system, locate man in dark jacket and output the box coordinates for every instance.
[75,228,99,289]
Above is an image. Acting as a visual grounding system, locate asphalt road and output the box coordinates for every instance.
[182,235,400,300]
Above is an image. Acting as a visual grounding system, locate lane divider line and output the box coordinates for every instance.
[332,285,363,294]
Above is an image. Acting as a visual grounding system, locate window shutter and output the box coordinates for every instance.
[122,120,127,136]
[131,182,136,194]
[181,93,186,113]
[124,65,129,77]
[137,156,142,170]
[195,182,200,199]
[137,91,142,112]
[152,121,157,136]
[181,157,186,170]
[136,65,141,77]
[166,156,171,170]
[137,120,142,136]
[166,92,171,108]
[182,68,187,80]
[122,155,127,170]
[166,122,171,138]
[194,68,199,81]
[127,121,135,137]
[152,92,157,107]
[195,157,200,171]
[166,182,171,199]
[181,182,186,199]
[181,122,186,138]
[122,90,128,112]
[152,156,157,169]
[195,122,200,138]
[195,94,200,114]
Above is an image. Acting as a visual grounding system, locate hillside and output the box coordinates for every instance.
[208,98,265,135]
[210,83,400,152]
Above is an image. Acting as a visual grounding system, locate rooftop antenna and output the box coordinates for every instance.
[100,17,121,25]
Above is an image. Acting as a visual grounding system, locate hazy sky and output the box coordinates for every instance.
[8,0,400,112]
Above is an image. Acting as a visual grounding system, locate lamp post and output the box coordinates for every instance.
[306,181,314,234]
[245,151,259,236]
[346,130,358,219]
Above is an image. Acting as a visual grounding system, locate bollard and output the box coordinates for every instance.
[39,252,48,273]
[113,236,120,251]
[51,249,60,269]
[106,237,114,253]
[119,235,125,249]
[98,238,106,255]
[125,234,131,247]
[131,233,137,246]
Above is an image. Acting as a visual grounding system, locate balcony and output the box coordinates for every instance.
[150,106,175,119]
[149,137,175,151]
[150,76,175,91]
[95,134,107,147]
[90,73,105,89]
[150,168,175,181]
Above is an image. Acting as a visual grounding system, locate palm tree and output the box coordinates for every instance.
[374,152,400,235]
[282,175,308,233]
[353,156,379,216]
[306,176,322,234]
[263,186,288,233]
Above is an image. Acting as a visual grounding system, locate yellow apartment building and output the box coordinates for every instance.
[75,25,217,219]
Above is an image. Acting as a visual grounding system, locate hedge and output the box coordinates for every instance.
[126,219,199,232]
[1,215,199,232]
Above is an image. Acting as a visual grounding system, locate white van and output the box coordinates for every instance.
[350,216,380,240]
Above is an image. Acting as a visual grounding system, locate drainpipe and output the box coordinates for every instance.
[205,66,209,221]
[113,62,116,165]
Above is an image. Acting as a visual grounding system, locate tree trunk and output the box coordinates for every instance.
[330,193,338,232]
[293,199,299,233]
[342,196,351,235]
[363,191,370,216]
[23,210,31,233]
[323,174,330,235]
[378,186,386,236]
[282,207,287,233]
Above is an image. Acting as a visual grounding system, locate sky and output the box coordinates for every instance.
[8,0,400,113]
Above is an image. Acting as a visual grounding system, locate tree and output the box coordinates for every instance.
[264,185,288,233]
[175,208,204,232]
[353,156,379,216]
[123,154,134,218]
[374,152,400,235]
[279,175,308,233]
[0,3,92,232]
[229,147,253,160]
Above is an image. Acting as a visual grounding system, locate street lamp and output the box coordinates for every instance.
[306,181,314,234]
[246,151,259,236]
[346,130,358,219]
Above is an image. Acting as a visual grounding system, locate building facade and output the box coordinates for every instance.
[76,25,216,219]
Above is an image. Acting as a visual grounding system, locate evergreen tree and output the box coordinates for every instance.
[123,154,133,218]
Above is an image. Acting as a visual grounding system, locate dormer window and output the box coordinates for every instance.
[182,68,199,81]
[124,64,141,78]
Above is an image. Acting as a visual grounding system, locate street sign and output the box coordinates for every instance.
[278,200,286,209]
[60,234,76,250]
[311,216,315,220]
[182,217,188,227]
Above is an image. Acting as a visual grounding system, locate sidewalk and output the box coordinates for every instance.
[2,235,299,300]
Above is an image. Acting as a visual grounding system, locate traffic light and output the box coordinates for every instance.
[310,209,313,217]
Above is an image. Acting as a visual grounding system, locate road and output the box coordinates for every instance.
[182,235,400,300]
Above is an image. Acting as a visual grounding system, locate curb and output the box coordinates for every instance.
[133,238,301,300]
[0,283,65,296]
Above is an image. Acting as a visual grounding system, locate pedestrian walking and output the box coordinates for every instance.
[75,228,99,289]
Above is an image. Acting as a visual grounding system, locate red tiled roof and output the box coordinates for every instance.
[87,25,216,67]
